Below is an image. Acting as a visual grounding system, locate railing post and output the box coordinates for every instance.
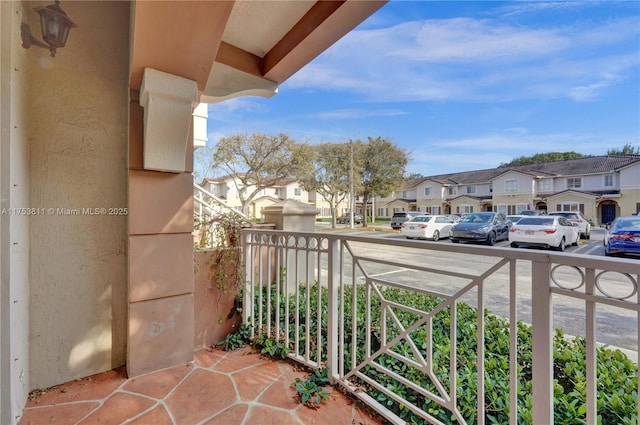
[326,238,339,382]
[531,258,553,425]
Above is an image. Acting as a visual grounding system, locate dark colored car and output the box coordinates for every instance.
[336,212,363,224]
[390,211,422,229]
[449,212,511,246]
[603,216,640,257]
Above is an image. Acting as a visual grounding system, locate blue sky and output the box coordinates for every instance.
[203,0,640,177]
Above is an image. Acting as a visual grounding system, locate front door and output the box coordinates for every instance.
[601,203,616,225]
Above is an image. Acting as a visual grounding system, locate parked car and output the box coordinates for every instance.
[449,212,511,246]
[447,214,463,223]
[603,216,640,257]
[507,215,526,224]
[400,215,455,241]
[336,212,363,224]
[508,216,579,251]
[390,211,422,229]
[547,211,591,239]
[519,210,547,216]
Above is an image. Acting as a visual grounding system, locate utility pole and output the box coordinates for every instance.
[349,142,354,229]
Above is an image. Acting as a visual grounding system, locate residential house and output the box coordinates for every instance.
[203,175,312,219]
[0,1,385,423]
[377,156,640,224]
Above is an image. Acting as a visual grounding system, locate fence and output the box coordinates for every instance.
[243,229,639,424]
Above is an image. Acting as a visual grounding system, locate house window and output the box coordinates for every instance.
[393,207,405,213]
[561,203,579,212]
[424,187,432,196]
[505,180,518,192]
[538,179,552,191]
[604,175,613,187]
[431,206,440,214]
[497,204,508,215]
[377,207,388,217]
[516,204,527,213]
[567,178,582,189]
[489,183,493,193]
[402,191,408,198]
[419,206,429,213]
[466,185,476,194]
[294,188,302,196]
[448,187,457,195]
[458,205,472,214]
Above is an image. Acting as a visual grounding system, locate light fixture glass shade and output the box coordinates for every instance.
[34,1,77,51]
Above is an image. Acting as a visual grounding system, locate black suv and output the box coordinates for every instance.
[390,211,422,229]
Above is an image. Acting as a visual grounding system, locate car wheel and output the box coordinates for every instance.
[510,242,519,248]
[556,238,566,252]
[405,236,413,240]
[432,230,440,242]
[487,232,496,246]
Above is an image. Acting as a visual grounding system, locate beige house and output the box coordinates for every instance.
[0,1,385,423]
[379,156,640,224]
[203,175,312,219]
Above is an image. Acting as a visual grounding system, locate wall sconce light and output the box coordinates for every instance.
[21,1,77,57]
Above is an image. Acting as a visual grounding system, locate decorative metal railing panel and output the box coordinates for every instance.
[243,229,639,425]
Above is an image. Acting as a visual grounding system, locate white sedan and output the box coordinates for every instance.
[508,216,580,251]
[400,215,455,241]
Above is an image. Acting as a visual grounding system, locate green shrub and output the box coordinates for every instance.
[252,283,638,424]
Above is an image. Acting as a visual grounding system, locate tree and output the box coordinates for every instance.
[607,144,640,156]
[359,137,409,227]
[405,172,425,180]
[498,152,589,167]
[211,133,313,215]
[298,142,362,228]
[194,145,218,184]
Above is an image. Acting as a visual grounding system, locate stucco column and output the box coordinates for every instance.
[262,200,317,291]
[128,69,197,377]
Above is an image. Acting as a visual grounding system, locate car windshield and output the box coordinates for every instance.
[518,218,554,226]
[551,212,575,218]
[617,218,640,229]
[411,216,431,222]
[461,214,491,223]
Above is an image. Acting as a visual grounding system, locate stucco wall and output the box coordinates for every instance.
[27,1,129,389]
[1,2,32,422]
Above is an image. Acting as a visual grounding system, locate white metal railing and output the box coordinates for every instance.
[243,229,639,425]
[193,183,250,249]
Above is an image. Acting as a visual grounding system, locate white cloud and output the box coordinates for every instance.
[286,12,638,103]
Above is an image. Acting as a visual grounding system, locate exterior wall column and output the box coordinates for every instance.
[128,69,197,377]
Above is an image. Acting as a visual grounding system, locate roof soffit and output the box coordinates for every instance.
[130,0,387,101]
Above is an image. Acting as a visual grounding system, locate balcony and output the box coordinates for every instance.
[21,228,638,424]
[242,229,639,424]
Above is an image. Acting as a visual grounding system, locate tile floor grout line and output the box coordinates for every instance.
[73,372,133,425]
[195,401,247,425]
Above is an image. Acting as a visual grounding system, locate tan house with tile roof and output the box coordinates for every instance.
[377,155,640,225]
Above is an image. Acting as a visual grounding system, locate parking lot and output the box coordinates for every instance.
[314,222,637,355]
[319,222,609,256]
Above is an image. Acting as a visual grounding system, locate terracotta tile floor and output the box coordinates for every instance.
[21,347,386,425]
